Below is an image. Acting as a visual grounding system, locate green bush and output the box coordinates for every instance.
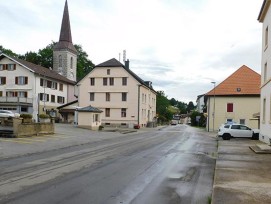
[20,113,32,119]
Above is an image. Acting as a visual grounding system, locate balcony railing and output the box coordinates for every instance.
[0,97,33,104]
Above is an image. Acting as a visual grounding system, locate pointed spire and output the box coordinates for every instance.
[54,0,77,54]
[59,0,72,43]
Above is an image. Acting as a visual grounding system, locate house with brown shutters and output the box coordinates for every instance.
[205,65,260,131]
[0,0,78,122]
[0,53,76,122]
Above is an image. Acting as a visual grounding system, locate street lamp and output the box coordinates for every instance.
[211,82,216,132]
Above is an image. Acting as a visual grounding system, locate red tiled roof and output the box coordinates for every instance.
[206,65,260,96]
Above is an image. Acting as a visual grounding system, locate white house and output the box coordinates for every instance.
[196,94,205,113]
[258,0,271,144]
[76,58,157,128]
[0,53,76,121]
[0,0,77,122]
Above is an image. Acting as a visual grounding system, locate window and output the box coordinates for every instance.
[107,69,110,75]
[51,95,55,103]
[51,82,57,89]
[0,91,2,96]
[90,92,95,101]
[18,91,27,98]
[0,64,4,71]
[265,26,268,48]
[103,78,107,86]
[39,93,49,102]
[7,92,17,97]
[264,63,267,82]
[15,76,28,85]
[121,108,126,117]
[122,93,127,101]
[59,55,62,67]
[7,64,16,71]
[70,57,73,69]
[0,77,6,85]
[59,83,63,91]
[240,119,245,125]
[21,106,28,112]
[106,92,110,101]
[109,77,114,86]
[231,125,240,129]
[122,77,127,86]
[47,80,52,88]
[227,103,233,112]
[94,114,99,122]
[57,96,65,104]
[90,78,95,86]
[105,108,110,117]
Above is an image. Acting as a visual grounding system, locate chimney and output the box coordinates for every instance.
[125,59,130,69]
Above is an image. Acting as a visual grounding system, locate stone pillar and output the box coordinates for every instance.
[13,118,23,137]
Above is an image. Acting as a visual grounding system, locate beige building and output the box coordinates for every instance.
[258,0,271,144]
[76,58,157,128]
[205,65,260,131]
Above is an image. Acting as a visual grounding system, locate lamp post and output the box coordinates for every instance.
[211,82,216,132]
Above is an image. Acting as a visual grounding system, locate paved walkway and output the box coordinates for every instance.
[212,138,271,204]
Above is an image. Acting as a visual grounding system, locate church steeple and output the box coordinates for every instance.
[53,0,77,81]
[54,0,77,54]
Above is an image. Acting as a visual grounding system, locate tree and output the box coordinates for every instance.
[187,101,195,113]
[156,91,172,123]
[0,45,18,57]
[2,42,95,81]
[169,98,177,106]
[74,44,95,80]
[177,101,187,114]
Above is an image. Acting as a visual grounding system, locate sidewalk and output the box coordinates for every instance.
[212,138,271,204]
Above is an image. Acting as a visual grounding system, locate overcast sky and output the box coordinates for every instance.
[0,0,263,103]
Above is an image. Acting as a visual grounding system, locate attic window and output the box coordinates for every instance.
[236,88,241,92]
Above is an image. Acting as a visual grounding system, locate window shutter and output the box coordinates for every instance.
[25,92,28,98]
[39,93,43,101]
[56,83,58,89]
[14,64,16,70]
[3,77,6,84]
[47,94,49,101]
[40,78,43,86]
[15,77,18,84]
[25,77,28,84]
[14,92,18,97]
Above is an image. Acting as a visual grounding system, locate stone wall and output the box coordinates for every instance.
[13,118,54,137]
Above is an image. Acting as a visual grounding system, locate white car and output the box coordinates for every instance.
[0,110,15,118]
[218,123,259,140]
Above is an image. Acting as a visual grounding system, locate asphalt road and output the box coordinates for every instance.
[0,124,217,204]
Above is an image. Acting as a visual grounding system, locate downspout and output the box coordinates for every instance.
[138,85,141,126]
[207,96,210,132]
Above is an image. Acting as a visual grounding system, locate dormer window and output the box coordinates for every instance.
[236,88,241,92]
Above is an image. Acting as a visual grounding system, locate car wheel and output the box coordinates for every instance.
[222,133,231,140]
[252,132,259,140]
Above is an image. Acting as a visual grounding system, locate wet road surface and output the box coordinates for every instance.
[0,124,217,204]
